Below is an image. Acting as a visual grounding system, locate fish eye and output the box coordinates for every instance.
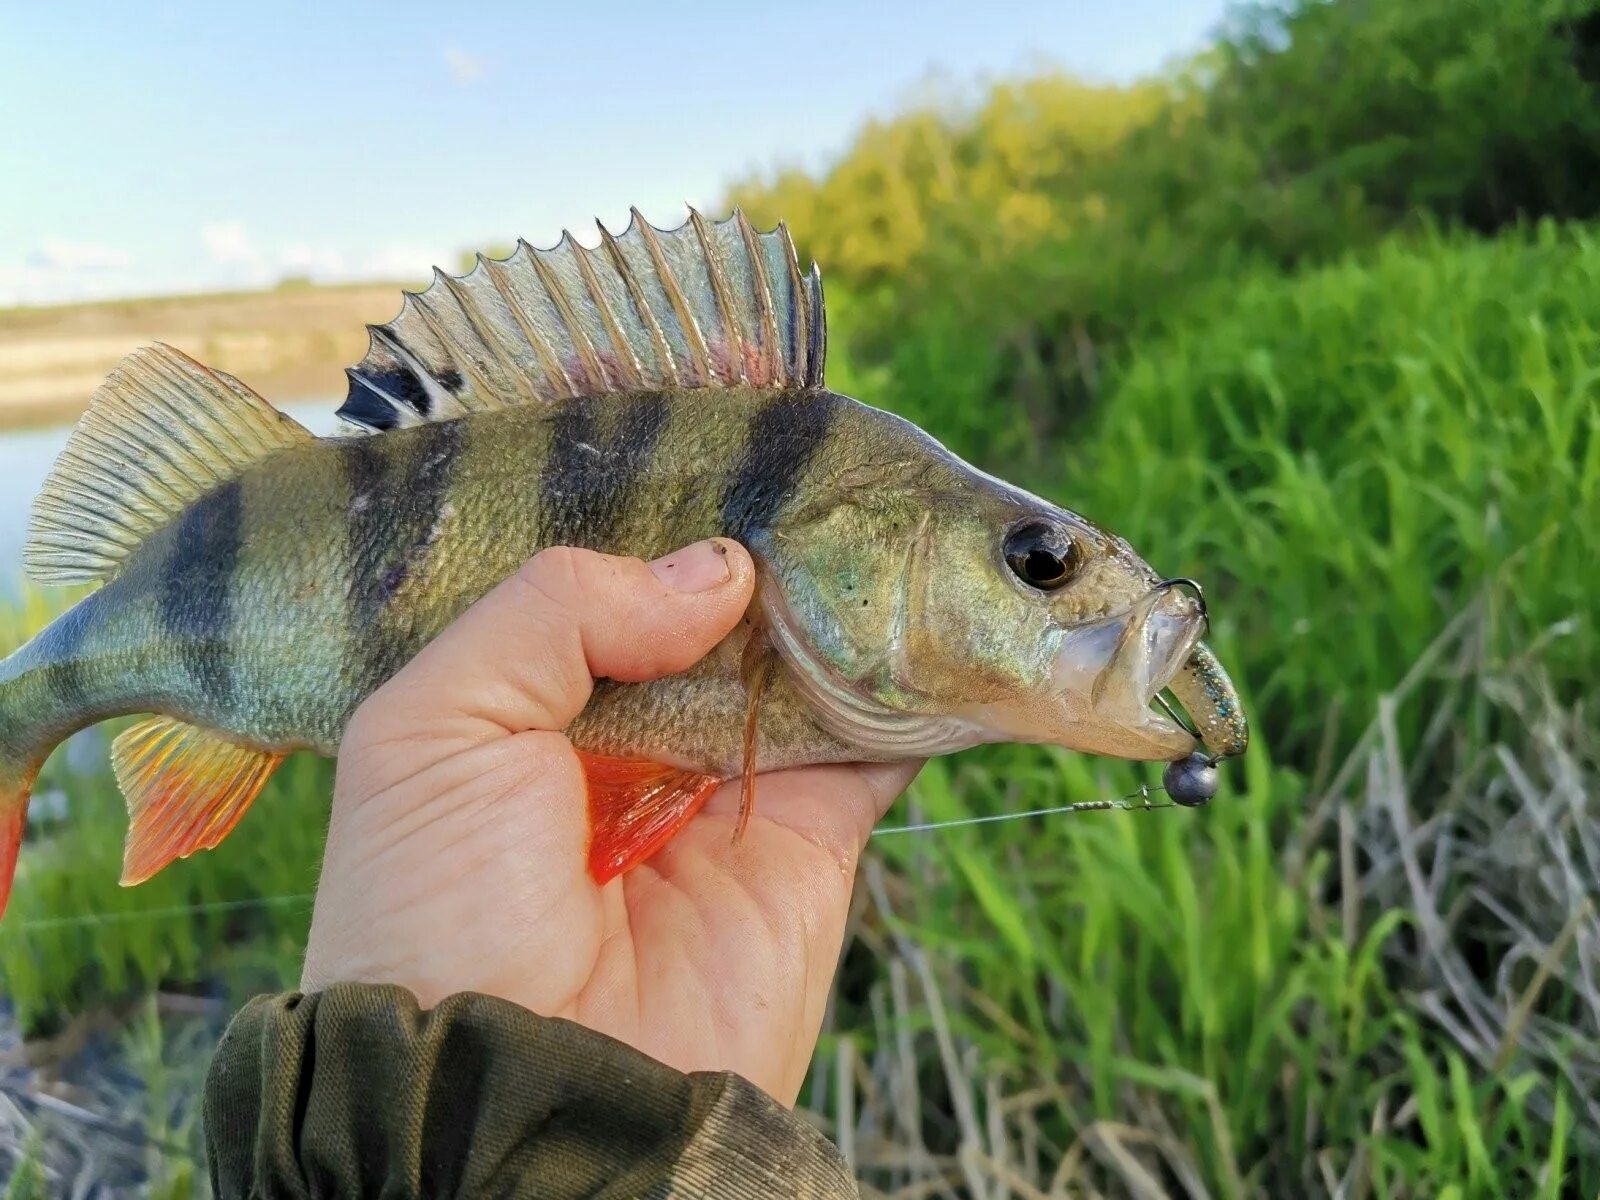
[1003,519,1079,591]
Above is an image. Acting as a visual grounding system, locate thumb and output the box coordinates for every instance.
[304,539,754,1001]
[342,538,756,764]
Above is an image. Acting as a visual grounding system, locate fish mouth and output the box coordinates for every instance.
[758,568,1217,764]
[1046,581,1207,760]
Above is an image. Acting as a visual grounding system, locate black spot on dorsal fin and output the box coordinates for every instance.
[339,367,466,432]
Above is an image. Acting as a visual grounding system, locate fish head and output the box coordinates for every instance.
[898,487,1208,760]
[759,445,1247,764]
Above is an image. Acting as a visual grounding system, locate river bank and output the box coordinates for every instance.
[0,282,410,429]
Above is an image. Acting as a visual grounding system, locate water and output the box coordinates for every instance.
[0,401,343,590]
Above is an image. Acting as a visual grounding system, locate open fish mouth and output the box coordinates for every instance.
[759,568,1227,765]
[1047,581,1208,760]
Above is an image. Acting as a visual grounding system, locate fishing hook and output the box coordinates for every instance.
[1155,576,1209,629]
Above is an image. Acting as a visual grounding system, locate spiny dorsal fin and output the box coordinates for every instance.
[25,343,312,587]
[337,207,827,433]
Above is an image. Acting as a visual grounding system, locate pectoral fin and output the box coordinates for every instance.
[736,640,776,842]
[579,751,721,884]
[111,717,284,886]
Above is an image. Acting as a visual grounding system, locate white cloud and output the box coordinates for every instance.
[201,224,444,286]
[200,220,263,269]
[0,224,456,306]
[26,238,134,273]
[278,243,348,277]
[443,47,486,85]
[2,238,140,304]
[361,243,452,282]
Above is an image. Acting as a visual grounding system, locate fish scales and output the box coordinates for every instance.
[340,420,467,700]
[0,209,1248,914]
[32,391,855,761]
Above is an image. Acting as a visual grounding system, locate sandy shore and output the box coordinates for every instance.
[0,282,415,428]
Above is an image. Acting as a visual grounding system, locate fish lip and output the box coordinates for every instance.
[1055,586,1205,703]
[1049,584,1207,757]
[1139,592,1208,706]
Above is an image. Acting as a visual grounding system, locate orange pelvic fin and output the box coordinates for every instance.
[111,716,285,886]
[579,750,721,885]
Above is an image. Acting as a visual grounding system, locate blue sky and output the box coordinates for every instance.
[2,0,1231,305]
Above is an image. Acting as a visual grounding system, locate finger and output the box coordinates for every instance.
[346,538,755,752]
[704,759,924,865]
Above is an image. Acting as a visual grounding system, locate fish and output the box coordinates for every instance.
[0,209,1248,917]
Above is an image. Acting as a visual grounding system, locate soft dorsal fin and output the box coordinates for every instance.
[337,208,827,433]
[25,343,312,587]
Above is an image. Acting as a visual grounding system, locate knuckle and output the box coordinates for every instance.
[513,545,647,632]
[506,552,585,630]
[519,545,588,598]
[514,546,637,622]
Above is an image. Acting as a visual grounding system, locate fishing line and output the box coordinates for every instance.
[870,783,1175,837]
[16,892,314,931]
[12,786,1176,929]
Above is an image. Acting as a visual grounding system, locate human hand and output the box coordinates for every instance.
[301,539,921,1104]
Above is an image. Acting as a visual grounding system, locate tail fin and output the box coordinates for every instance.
[0,763,40,919]
[2,344,315,918]
[0,603,98,920]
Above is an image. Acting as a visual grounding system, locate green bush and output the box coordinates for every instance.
[739,0,1600,477]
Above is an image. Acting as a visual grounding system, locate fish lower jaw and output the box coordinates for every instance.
[1103,710,1198,760]
[954,696,1197,762]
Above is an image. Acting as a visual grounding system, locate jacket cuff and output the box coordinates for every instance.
[204,983,855,1198]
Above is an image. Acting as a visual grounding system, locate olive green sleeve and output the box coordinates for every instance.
[203,984,856,1199]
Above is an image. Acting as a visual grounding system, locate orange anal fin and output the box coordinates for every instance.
[111,716,285,886]
[579,750,721,885]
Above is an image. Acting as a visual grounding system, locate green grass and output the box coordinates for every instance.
[1080,224,1599,758]
[864,222,1600,765]
[2,227,1597,1194]
[828,638,1595,1196]
[1,755,327,1030]
[813,223,1599,1195]
[0,592,328,1036]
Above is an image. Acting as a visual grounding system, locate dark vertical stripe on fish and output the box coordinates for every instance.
[721,391,837,541]
[160,479,244,704]
[539,393,670,548]
[341,433,394,636]
[341,422,463,694]
[40,591,99,719]
[539,400,598,547]
[387,421,464,604]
